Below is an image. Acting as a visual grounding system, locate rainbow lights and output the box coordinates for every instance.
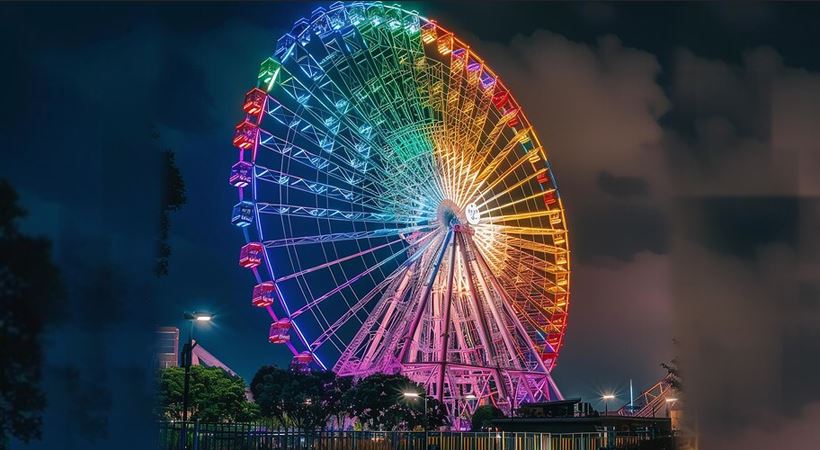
[228,2,570,426]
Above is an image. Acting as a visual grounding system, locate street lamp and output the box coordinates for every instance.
[181,312,212,433]
[403,391,428,429]
[665,397,678,418]
[602,394,616,416]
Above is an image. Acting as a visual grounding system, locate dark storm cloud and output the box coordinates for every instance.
[596,171,649,198]
[574,203,667,262]
[684,197,798,259]
[665,46,820,447]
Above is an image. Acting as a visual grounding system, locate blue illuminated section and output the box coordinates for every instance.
[231,201,255,227]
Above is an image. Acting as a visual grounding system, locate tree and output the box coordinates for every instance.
[0,180,63,448]
[155,140,186,277]
[661,339,683,392]
[251,366,353,431]
[343,373,448,431]
[156,366,258,422]
[661,357,683,392]
[470,405,505,431]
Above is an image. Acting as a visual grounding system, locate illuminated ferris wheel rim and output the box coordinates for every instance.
[229,1,571,416]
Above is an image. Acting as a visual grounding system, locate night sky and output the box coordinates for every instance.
[2,2,820,449]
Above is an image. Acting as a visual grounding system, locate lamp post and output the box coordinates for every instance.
[665,398,678,418]
[181,312,212,440]
[602,394,615,416]
[403,391,428,430]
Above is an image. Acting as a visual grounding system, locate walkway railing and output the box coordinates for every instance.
[158,422,674,450]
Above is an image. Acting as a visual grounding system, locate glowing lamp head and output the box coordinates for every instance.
[185,311,213,322]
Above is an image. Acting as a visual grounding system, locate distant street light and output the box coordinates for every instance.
[465,394,477,400]
[403,391,428,429]
[665,397,678,418]
[602,394,616,416]
[181,311,213,449]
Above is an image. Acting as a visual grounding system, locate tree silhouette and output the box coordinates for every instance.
[155,136,187,277]
[0,180,62,448]
[470,404,506,431]
[342,373,448,431]
[156,366,258,422]
[661,339,684,392]
[251,366,353,431]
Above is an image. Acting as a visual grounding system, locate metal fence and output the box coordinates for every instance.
[158,422,674,450]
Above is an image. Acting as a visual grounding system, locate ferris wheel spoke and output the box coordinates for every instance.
[466,236,553,373]
[276,228,436,283]
[481,190,552,216]
[257,131,376,192]
[255,164,363,204]
[258,126,434,208]
[476,232,567,256]
[310,263,409,352]
[263,224,433,248]
[397,227,455,364]
[473,170,545,210]
[309,231,435,352]
[277,237,404,283]
[254,163,435,217]
[263,95,403,185]
[473,235,569,296]
[461,128,535,204]
[257,202,427,224]
[462,110,511,169]
[290,229,440,319]
[275,57,441,198]
[479,224,566,237]
[318,54,441,199]
[263,93,428,201]
[480,208,564,226]
[343,27,422,135]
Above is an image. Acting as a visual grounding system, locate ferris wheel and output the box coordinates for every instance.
[229,2,571,422]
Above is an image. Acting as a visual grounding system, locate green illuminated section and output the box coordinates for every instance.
[258,57,281,92]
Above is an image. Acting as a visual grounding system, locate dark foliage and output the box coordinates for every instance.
[0,180,62,447]
[251,366,353,431]
[157,366,259,422]
[343,373,448,431]
[155,137,187,277]
[661,339,684,392]
[470,404,506,431]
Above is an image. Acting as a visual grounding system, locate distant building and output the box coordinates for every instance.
[155,327,179,369]
[493,398,671,435]
[154,326,253,400]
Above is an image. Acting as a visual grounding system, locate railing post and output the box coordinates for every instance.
[192,420,199,450]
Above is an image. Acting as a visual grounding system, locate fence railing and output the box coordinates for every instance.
[158,422,675,450]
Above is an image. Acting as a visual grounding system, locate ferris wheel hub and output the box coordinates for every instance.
[435,199,465,228]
